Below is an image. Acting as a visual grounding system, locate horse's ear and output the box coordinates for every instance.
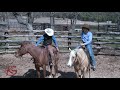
[69,48,72,51]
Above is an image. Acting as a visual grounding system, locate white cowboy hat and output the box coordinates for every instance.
[45,28,54,36]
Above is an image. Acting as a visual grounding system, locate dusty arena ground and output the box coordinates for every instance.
[0,53,120,78]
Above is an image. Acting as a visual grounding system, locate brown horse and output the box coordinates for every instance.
[67,48,89,78]
[15,41,59,78]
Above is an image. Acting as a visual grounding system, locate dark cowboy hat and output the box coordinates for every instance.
[82,24,90,30]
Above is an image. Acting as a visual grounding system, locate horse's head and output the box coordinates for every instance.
[67,48,77,67]
[15,41,31,57]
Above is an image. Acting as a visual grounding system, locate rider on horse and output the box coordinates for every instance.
[35,28,59,66]
[77,24,96,71]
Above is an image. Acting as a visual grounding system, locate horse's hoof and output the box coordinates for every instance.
[48,75,53,78]
[54,75,59,78]
[54,73,61,78]
[54,75,58,78]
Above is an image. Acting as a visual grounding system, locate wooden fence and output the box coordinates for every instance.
[0,29,120,56]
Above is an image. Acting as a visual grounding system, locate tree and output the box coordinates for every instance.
[50,12,55,30]
[12,12,35,43]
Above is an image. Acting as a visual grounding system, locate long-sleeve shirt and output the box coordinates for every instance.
[36,35,58,47]
[81,31,93,45]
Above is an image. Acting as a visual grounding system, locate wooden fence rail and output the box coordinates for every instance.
[0,51,120,56]
[0,29,120,56]
[0,29,63,32]
[1,45,120,50]
[1,35,120,42]
[0,29,120,35]
[0,40,120,45]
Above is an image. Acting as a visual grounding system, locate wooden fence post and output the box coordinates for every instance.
[68,30,72,49]
[68,19,73,49]
[68,16,77,50]
[96,21,101,54]
[50,12,55,30]
[4,30,9,54]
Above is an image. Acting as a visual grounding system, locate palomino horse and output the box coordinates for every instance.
[15,41,59,78]
[67,47,89,78]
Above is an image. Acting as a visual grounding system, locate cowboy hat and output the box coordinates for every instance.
[82,24,90,30]
[45,28,54,36]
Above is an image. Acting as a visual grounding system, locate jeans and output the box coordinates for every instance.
[85,44,96,67]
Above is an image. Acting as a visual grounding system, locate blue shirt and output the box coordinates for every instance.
[81,31,93,45]
[36,35,58,47]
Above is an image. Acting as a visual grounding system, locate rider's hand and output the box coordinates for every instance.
[80,43,85,48]
[80,43,85,46]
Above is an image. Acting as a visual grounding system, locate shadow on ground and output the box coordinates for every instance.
[10,69,77,78]
[58,70,77,78]
[10,69,50,78]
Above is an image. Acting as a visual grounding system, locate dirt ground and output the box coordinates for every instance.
[0,53,120,78]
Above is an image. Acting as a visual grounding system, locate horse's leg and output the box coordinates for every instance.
[54,60,58,78]
[43,65,46,78]
[46,52,52,78]
[48,49,55,78]
[77,70,83,78]
[82,67,86,78]
[74,67,80,78]
[49,64,53,78]
[81,71,85,78]
[76,71,79,78]
[54,52,59,78]
[35,65,40,78]
[48,53,53,78]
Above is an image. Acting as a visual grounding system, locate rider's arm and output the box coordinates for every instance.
[84,32,92,45]
[35,35,44,46]
[52,35,58,48]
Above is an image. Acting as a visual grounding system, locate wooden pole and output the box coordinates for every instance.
[68,12,77,49]
[97,13,101,54]
[50,12,55,30]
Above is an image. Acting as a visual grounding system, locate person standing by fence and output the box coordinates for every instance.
[80,24,96,71]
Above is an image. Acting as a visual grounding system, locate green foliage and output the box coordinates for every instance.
[1,12,120,23]
[40,12,120,23]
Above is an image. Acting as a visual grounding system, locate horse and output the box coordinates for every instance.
[67,47,89,78]
[15,41,59,78]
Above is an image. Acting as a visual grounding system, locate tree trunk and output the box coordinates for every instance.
[50,12,55,30]
[68,12,77,49]
[13,12,35,44]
